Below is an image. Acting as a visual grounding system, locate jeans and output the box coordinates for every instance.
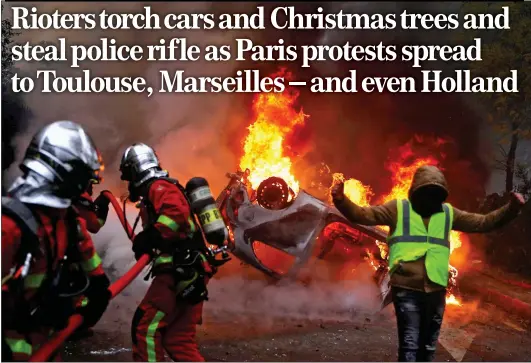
[392,286,446,362]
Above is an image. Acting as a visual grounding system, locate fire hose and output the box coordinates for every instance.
[29,191,149,362]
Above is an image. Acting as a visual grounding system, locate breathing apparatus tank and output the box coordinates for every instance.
[185,177,228,246]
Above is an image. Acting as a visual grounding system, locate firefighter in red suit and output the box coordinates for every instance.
[68,183,111,342]
[1,121,111,361]
[120,143,211,362]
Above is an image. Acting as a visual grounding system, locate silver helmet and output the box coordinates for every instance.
[8,121,103,208]
[120,143,168,187]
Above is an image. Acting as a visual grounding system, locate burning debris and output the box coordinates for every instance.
[216,170,392,308]
[216,70,465,307]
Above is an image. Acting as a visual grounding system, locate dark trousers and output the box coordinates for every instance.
[392,286,446,362]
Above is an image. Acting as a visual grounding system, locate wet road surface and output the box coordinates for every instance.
[64,297,531,362]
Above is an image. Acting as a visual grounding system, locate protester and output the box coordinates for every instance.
[331,165,525,362]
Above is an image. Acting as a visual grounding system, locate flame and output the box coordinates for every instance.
[446,293,462,306]
[332,173,373,207]
[239,70,307,193]
[365,249,380,271]
[376,241,388,260]
[379,142,440,204]
[446,265,462,306]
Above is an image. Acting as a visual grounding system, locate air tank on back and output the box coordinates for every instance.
[185,177,228,246]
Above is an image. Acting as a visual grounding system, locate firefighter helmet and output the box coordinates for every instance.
[8,121,103,208]
[120,143,168,187]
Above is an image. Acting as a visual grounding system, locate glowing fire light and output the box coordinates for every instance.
[376,241,388,260]
[365,249,380,271]
[332,173,374,207]
[239,70,307,194]
[446,293,462,306]
[379,155,439,204]
[446,265,462,306]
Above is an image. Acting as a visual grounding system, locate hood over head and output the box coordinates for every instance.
[408,165,449,217]
[408,165,448,199]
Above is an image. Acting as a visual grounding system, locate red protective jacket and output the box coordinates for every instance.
[132,179,207,362]
[138,179,196,267]
[1,206,105,361]
[74,191,104,234]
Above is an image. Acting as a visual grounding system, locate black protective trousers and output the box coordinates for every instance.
[392,286,446,362]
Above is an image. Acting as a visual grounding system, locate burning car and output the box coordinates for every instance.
[216,170,394,308]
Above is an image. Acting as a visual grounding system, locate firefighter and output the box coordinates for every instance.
[73,181,111,234]
[1,121,112,361]
[120,143,214,362]
[331,165,525,362]
[68,183,111,342]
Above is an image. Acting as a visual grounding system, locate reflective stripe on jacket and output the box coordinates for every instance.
[140,179,197,267]
[387,199,453,287]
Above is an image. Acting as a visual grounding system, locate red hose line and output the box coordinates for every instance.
[29,192,150,362]
[109,255,151,298]
[31,315,85,360]
[102,190,135,239]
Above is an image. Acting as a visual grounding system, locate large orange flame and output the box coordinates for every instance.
[239,70,307,193]
[379,146,439,204]
[238,72,463,306]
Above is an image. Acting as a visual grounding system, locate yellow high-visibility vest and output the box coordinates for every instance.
[387,199,453,287]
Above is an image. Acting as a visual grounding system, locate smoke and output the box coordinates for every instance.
[205,272,382,325]
[90,205,383,339]
[93,214,383,333]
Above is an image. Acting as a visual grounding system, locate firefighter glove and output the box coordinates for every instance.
[210,249,231,269]
[77,274,111,330]
[94,192,111,222]
[86,182,94,196]
[132,227,165,260]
